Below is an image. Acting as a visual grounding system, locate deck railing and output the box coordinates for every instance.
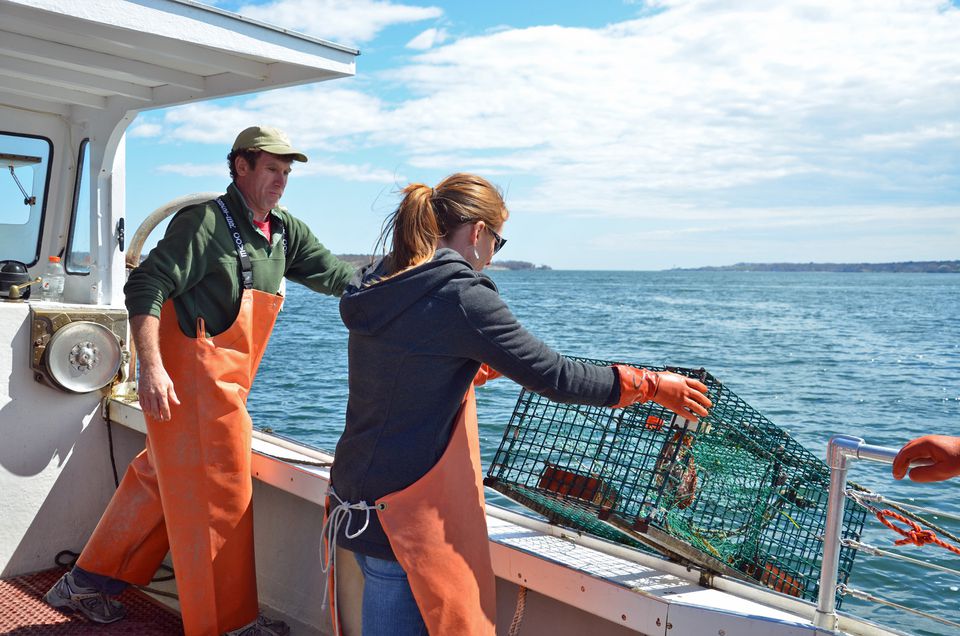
[814,436,960,633]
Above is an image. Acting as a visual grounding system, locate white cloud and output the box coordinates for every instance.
[236,0,442,46]
[406,27,449,50]
[373,1,960,219]
[128,122,163,138]
[859,123,960,150]
[156,163,225,177]
[590,205,960,240]
[582,204,960,269]
[146,0,960,236]
[154,85,393,158]
[296,161,401,183]
[156,159,398,183]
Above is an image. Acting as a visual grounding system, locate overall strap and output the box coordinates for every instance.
[273,215,288,258]
[215,197,254,290]
[214,198,289,289]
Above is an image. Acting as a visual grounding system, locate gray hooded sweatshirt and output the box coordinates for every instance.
[331,248,619,559]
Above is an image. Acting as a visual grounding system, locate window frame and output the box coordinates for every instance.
[65,138,91,275]
[0,130,54,267]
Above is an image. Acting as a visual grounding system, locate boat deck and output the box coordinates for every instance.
[0,568,183,635]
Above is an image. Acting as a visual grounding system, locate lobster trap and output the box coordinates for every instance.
[484,359,867,604]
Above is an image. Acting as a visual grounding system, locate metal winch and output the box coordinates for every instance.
[30,306,128,393]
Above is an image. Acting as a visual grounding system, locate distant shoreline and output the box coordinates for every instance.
[335,254,551,271]
[671,260,959,273]
[333,255,956,273]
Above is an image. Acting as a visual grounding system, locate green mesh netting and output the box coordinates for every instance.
[484,358,866,604]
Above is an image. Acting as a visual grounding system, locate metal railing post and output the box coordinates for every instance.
[813,435,861,630]
[813,435,906,631]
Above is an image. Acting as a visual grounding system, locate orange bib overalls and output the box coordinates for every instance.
[79,199,283,635]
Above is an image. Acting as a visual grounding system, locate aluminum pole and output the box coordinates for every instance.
[813,435,861,630]
[812,436,914,631]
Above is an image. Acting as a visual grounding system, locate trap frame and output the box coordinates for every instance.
[484,358,867,604]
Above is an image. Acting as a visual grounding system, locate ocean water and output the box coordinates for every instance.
[249,270,960,635]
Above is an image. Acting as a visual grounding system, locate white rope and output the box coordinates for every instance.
[845,488,960,547]
[839,585,960,631]
[846,489,960,523]
[842,538,960,578]
[319,488,381,636]
[508,586,528,636]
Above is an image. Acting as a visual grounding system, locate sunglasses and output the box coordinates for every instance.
[486,225,507,254]
[460,216,507,254]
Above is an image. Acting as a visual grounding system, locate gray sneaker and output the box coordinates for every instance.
[224,614,291,636]
[44,571,126,624]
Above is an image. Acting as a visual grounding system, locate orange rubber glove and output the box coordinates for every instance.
[612,365,712,422]
[473,363,502,387]
[892,435,960,482]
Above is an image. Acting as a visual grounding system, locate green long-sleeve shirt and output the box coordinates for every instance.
[125,183,355,336]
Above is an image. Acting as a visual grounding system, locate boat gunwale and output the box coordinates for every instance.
[101,397,909,636]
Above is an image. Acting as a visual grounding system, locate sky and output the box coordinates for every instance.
[124,0,960,270]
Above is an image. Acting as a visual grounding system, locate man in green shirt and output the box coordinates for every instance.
[46,126,354,636]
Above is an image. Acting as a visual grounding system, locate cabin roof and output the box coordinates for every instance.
[0,0,358,118]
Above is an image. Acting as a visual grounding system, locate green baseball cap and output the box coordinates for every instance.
[231,125,308,162]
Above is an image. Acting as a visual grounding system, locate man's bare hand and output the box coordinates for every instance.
[129,314,180,422]
[138,362,180,421]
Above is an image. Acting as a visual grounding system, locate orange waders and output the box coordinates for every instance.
[78,199,283,636]
[327,385,496,635]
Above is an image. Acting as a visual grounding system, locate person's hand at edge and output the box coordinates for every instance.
[892,435,960,482]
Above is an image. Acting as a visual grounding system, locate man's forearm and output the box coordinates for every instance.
[130,314,163,371]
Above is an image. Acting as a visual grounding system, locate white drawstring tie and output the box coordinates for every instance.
[319,487,382,635]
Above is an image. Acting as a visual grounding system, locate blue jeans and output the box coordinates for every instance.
[353,553,428,636]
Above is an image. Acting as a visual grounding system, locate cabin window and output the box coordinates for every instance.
[66,140,91,274]
[0,132,52,266]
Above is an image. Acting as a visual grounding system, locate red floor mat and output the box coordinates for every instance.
[0,568,183,635]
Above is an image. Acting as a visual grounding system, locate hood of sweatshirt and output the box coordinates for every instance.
[339,248,493,336]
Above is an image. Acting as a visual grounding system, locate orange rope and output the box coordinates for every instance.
[875,510,960,555]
